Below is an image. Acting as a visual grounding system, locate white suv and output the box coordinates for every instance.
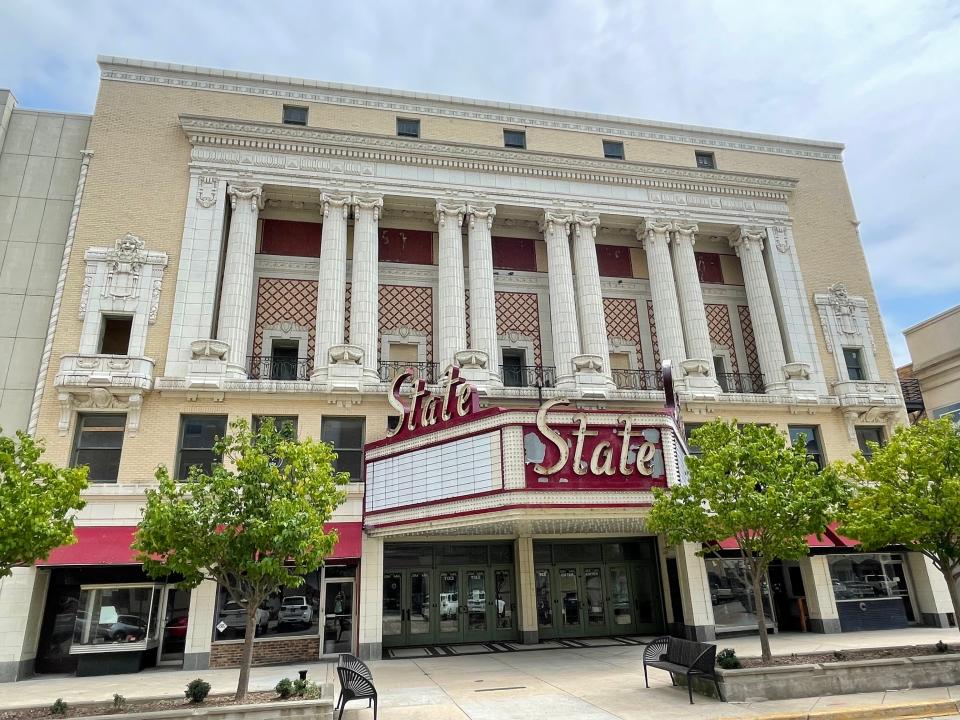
[278,596,314,629]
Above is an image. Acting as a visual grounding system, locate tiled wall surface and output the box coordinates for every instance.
[0,95,89,432]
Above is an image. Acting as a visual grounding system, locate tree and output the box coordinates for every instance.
[0,430,88,578]
[134,419,347,700]
[838,418,960,628]
[648,420,847,662]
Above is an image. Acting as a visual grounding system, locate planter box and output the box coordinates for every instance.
[700,653,960,702]
[78,698,333,720]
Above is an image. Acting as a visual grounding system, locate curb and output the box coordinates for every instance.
[729,699,960,720]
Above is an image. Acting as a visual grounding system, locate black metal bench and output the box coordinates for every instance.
[643,636,722,704]
[336,653,378,719]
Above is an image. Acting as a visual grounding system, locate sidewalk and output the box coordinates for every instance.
[2,627,958,719]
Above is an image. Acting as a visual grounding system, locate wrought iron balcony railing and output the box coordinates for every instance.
[717,371,765,394]
[500,364,556,388]
[611,368,664,391]
[900,377,924,412]
[378,360,440,384]
[248,355,311,381]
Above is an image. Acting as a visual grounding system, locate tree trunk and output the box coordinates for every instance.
[942,562,960,631]
[751,570,772,663]
[236,604,258,701]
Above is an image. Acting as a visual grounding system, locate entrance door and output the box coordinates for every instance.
[606,565,638,635]
[535,567,556,639]
[632,562,666,635]
[158,587,190,666]
[557,567,583,637]
[382,571,404,647]
[463,568,489,643]
[491,566,517,641]
[383,569,433,647]
[436,568,463,643]
[321,579,355,656]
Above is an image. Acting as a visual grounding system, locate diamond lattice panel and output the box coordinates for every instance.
[706,304,740,373]
[738,305,760,374]
[604,297,645,370]
[647,300,661,371]
[253,278,317,361]
[344,282,351,344]
[495,291,542,366]
[379,285,434,361]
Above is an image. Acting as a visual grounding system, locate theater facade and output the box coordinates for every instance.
[0,56,955,681]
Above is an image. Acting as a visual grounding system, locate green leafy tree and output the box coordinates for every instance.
[0,430,87,578]
[648,420,847,662]
[839,418,960,626]
[134,419,347,700]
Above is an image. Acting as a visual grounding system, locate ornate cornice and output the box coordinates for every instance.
[180,115,797,201]
[103,57,842,160]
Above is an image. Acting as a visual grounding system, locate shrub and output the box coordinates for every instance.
[936,640,951,653]
[300,681,322,700]
[716,648,742,669]
[112,694,126,710]
[275,678,295,699]
[185,678,211,704]
[50,698,68,716]
[292,678,309,696]
[832,650,848,661]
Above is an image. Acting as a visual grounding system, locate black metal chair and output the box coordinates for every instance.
[336,653,377,719]
[642,635,722,704]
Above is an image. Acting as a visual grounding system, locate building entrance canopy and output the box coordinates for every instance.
[364,368,686,536]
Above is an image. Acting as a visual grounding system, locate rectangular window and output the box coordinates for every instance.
[501,348,527,388]
[99,315,132,355]
[602,139,625,160]
[855,426,885,459]
[705,558,774,629]
[396,117,420,138]
[282,105,308,126]
[213,571,321,642]
[388,342,419,364]
[269,340,301,381]
[73,584,164,647]
[843,347,866,381]
[259,219,322,257]
[713,356,729,392]
[684,423,703,457]
[253,415,298,440]
[492,236,537,271]
[378,228,433,264]
[789,425,824,470]
[321,417,364,481]
[177,415,227,480]
[695,150,716,169]
[72,414,125,483]
[595,244,633,278]
[503,129,526,149]
[695,252,724,284]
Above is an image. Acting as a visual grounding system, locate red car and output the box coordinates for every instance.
[165,615,189,639]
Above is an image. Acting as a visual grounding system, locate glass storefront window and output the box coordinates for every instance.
[828,553,910,601]
[705,558,774,629]
[213,571,321,642]
[72,585,162,648]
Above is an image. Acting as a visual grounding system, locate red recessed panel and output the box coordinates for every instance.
[492,236,538,272]
[260,219,322,257]
[596,244,634,278]
[379,228,433,264]
[695,252,724,284]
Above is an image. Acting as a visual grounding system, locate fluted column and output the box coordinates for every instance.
[731,226,788,393]
[218,183,263,375]
[350,193,384,382]
[466,202,500,384]
[541,211,580,389]
[435,200,468,371]
[312,192,351,379]
[670,221,718,385]
[639,218,686,377]
[571,212,613,382]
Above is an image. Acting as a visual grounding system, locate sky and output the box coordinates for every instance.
[1,0,958,366]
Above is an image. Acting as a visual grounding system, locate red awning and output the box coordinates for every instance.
[38,522,364,567]
[712,523,858,552]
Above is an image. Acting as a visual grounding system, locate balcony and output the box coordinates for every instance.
[248,355,311,381]
[900,378,924,412]
[378,360,440,385]
[611,368,663,391]
[500,364,556,388]
[717,371,766,394]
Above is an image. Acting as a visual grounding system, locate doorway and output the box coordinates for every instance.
[158,587,190,665]
[321,577,355,656]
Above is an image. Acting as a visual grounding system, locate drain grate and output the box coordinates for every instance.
[475,686,527,692]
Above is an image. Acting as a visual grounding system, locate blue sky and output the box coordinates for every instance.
[2,0,958,365]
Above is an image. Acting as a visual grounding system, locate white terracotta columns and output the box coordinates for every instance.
[465,203,500,386]
[350,193,384,383]
[571,212,614,394]
[217,183,262,376]
[312,192,352,380]
[541,211,581,390]
[435,200,468,372]
[730,226,788,394]
[639,218,686,379]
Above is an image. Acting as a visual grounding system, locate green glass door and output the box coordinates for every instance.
[535,567,556,639]
[491,566,518,641]
[463,568,489,643]
[606,565,638,635]
[583,567,607,633]
[382,571,404,647]
[408,570,433,643]
[436,568,462,643]
[557,567,582,637]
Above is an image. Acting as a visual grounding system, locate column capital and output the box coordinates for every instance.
[671,221,699,244]
[227,183,264,211]
[572,213,600,239]
[637,217,672,246]
[466,202,496,229]
[539,210,572,234]
[730,225,766,255]
[435,200,467,228]
[321,191,352,219]
[352,193,384,220]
